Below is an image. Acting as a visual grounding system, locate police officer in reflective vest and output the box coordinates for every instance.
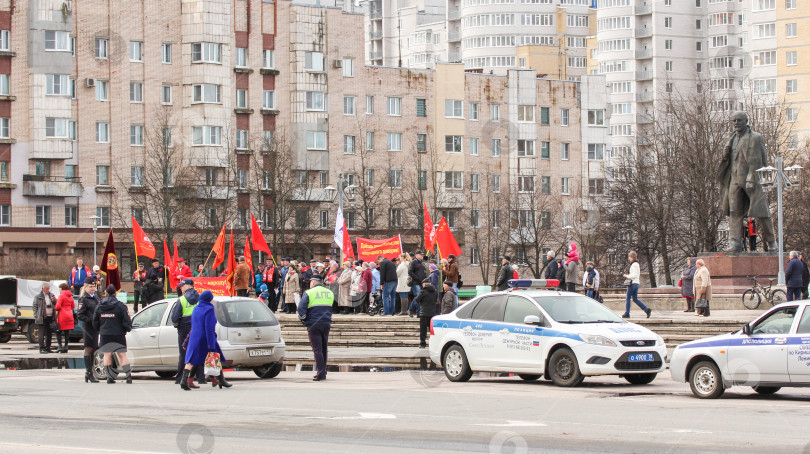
[297,274,334,381]
[170,278,203,384]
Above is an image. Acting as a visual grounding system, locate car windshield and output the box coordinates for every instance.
[532,295,624,324]
[215,299,279,327]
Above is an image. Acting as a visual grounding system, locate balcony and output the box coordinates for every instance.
[448,52,461,62]
[22,175,83,197]
[636,113,653,124]
[435,191,465,209]
[635,28,652,38]
[636,92,653,102]
[447,10,461,21]
[370,51,383,60]
[289,186,336,202]
[636,71,653,81]
[196,186,236,200]
[447,32,461,42]
[369,31,382,40]
[635,49,652,59]
[370,10,382,19]
[635,5,652,15]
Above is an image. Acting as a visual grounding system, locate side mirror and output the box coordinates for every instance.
[524,315,543,326]
[742,323,752,336]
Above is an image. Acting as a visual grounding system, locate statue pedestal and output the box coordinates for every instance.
[697,252,788,293]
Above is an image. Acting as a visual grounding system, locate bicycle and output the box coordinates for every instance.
[741,275,787,310]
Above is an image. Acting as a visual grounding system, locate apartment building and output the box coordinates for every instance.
[0,0,607,285]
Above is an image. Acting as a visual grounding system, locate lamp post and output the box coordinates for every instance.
[325,174,358,265]
[89,215,101,268]
[756,155,803,286]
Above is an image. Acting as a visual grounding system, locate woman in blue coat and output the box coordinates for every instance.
[180,290,232,390]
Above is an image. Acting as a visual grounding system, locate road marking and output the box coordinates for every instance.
[0,442,166,454]
[306,412,397,420]
[474,421,547,427]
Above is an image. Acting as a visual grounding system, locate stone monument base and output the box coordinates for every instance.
[697,252,788,294]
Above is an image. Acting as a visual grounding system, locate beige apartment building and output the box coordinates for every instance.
[0,0,606,285]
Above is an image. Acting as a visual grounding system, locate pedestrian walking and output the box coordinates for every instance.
[693,259,712,317]
[234,256,251,297]
[32,283,57,354]
[413,278,437,348]
[93,284,133,384]
[786,251,803,301]
[495,256,514,291]
[283,261,301,314]
[377,255,398,316]
[68,258,93,295]
[680,257,697,312]
[440,281,456,315]
[582,262,600,300]
[297,275,334,381]
[146,258,165,303]
[76,277,100,382]
[564,243,579,293]
[622,251,651,319]
[181,290,231,390]
[170,279,204,385]
[54,283,75,353]
[543,251,558,281]
[396,254,411,316]
[801,252,810,300]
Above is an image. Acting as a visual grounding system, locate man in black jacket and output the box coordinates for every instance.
[544,251,558,281]
[145,258,165,303]
[93,285,133,383]
[413,278,437,348]
[378,255,398,315]
[495,256,514,291]
[408,250,428,297]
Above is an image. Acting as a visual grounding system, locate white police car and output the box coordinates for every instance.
[670,301,810,399]
[428,280,667,386]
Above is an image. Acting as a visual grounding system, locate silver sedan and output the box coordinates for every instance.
[92,297,286,381]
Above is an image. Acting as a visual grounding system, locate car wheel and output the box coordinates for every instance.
[689,361,725,399]
[548,348,584,387]
[752,386,781,395]
[518,374,541,381]
[26,323,38,344]
[155,371,177,379]
[92,351,120,381]
[254,362,283,379]
[442,345,473,382]
[624,373,657,385]
[0,332,11,343]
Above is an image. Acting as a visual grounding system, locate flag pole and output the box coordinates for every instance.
[133,241,139,271]
[201,249,215,271]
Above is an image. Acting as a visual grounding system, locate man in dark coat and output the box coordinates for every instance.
[170,279,203,384]
[32,283,56,353]
[378,255,398,315]
[495,256,514,291]
[145,258,165,303]
[544,251,559,281]
[408,251,428,297]
[785,251,804,301]
[801,252,810,300]
[412,278,437,348]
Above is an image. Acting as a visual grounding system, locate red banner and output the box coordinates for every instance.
[356,235,403,262]
[190,277,231,296]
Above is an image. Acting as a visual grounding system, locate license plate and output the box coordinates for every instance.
[628,353,655,362]
[248,348,273,357]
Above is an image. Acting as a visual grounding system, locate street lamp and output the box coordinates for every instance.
[89,215,101,268]
[756,155,803,286]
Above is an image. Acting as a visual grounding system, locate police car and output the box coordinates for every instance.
[428,280,667,386]
[670,301,810,399]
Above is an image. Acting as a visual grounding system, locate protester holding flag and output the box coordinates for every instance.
[193,264,207,277]
[132,264,147,312]
[146,259,165,304]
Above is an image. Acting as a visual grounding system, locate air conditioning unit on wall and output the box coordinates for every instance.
[85,78,96,87]
[333,60,342,68]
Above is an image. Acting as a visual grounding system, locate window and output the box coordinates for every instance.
[518,176,534,193]
[0,30,8,51]
[787,108,798,123]
[45,118,69,138]
[561,177,570,195]
[366,131,375,151]
[366,95,374,114]
[664,17,672,28]
[517,139,535,157]
[587,110,605,126]
[753,0,775,10]
[317,210,329,229]
[541,176,550,194]
[235,47,247,67]
[45,31,69,51]
[306,131,327,150]
[416,133,426,152]
[388,169,403,188]
[193,84,221,103]
[492,210,502,229]
[192,126,223,146]
[0,161,7,181]
[517,105,534,122]
[786,79,798,94]
[441,210,457,229]
[306,91,325,110]
[445,99,463,118]
[471,174,480,192]
[130,82,143,103]
[786,0,796,9]
[342,58,354,77]
[131,166,144,187]
[95,38,108,59]
[665,40,673,50]
[417,170,427,190]
[130,125,143,146]
[491,139,501,157]
[365,208,376,227]
[470,209,480,229]
[344,135,356,154]
[492,174,501,193]
[445,171,463,190]
[236,130,248,149]
[589,178,605,196]
[95,80,108,101]
[161,85,172,105]
[755,23,776,39]
[386,97,402,116]
[364,169,374,187]
[445,135,462,153]
[64,206,77,227]
[665,61,673,72]
[95,122,109,143]
[491,104,500,121]
[470,138,479,156]
[0,117,7,139]
[238,169,248,189]
[754,51,777,66]
[752,306,797,335]
[262,50,275,69]
[236,89,248,108]
[35,161,50,177]
[470,103,479,120]
[416,98,426,117]
[387,132,402,151]
[96,165,109,185]
[588,143,605,161]
[129,41,143,62]
[786,23,797,38]
[343,96,355,115]
[561,109,569,126]
[163,127,173,147]
[470,247,480,266]
[540,107,550,125]
[206,208,218,228]
[192,42,222,63]
[204,168,218,186]
[161,43,172,63]
[561,143,570,160]
[0,74,8,96]
[786,51,797,66]
[46,74,70,96]
[35,205,51,226]
[304,51,324,71]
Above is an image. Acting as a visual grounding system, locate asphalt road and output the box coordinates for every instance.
[1,369,809,454]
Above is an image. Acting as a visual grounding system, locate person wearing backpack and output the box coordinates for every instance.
[582,261,600,300]
[495,256,514,291]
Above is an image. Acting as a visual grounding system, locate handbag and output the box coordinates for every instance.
[49,317,61,332]
[204,352,222,376]
[678,278,683,287]
[622,279,632,287]
[695,298,709,309]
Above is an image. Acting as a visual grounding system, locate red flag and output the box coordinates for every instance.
[211,223,226,270]
[131,217,156,259]
[423,203,436,251]
[225,229,236,296]
[250,214,272,258]
[244,236,254,285]
[435,217,462,258]
[99,229,121,291]
[342,220,355,261]
[163,239,174,270]
[172,241,180,268]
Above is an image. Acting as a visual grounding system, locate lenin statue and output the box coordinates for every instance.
[718,111,777,253]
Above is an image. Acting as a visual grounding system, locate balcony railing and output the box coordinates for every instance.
[369,31,382,40]
[636,113,653,124]
[370,10,382,19]
[370,51,382,60]
[636,71,653,80]
[635,49,652,59]
[635,5,652,15]
[636,92,653,102]
[447,32,461,42]
[448,52,461,62]
[22,175,83,197]
[447,10,461,20]
[635,28,652,38]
